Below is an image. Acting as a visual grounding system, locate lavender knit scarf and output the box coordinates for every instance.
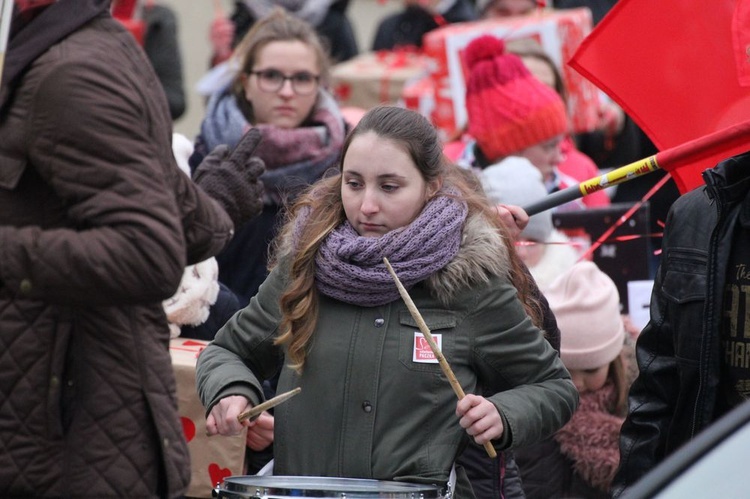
[311,191,468,307]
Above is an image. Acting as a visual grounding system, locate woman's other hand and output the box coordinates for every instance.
[246,411,275,451]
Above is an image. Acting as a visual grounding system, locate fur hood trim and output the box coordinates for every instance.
[426,210,511,306]
[554,381,623,493]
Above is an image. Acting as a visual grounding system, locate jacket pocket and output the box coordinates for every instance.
[398,309,456,373]
[41,309,74,439]
[660,249,707,361]
[661,249,707,304]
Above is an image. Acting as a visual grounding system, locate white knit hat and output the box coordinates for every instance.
[546,261,625,370]
[480,156,553,242]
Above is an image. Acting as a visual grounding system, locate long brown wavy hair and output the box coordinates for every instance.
[271,106,545,372]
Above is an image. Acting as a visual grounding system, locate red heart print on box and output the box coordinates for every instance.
[181,417,196,442]
[209,463,232,487]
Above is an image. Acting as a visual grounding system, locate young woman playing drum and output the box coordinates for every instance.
[196,106,578,498]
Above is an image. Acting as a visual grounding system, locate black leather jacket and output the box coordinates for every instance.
[613,151,750,496]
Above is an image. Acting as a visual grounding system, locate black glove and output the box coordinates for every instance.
[193,128,265,228]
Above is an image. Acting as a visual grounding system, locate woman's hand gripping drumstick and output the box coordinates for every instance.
[205,387,301,437]
[237,387,302,423]
[383,258,498,459]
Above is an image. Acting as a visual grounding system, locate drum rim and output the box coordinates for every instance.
[219,475,444,497]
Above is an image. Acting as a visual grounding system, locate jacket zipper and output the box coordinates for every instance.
[690,173,722,437]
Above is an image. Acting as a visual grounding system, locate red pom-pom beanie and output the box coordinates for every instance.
[464,35,568,162]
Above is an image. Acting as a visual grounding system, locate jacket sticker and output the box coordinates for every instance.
[413,332,441,363]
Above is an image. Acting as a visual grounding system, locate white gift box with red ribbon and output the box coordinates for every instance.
[422,8,600,139]
[331,50,433,110]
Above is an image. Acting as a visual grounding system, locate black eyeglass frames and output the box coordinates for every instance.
[248,69,320,95]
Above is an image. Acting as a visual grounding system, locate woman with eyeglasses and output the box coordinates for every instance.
[189,8,347,309]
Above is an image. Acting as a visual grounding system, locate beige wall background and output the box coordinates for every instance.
[162,0,403,139]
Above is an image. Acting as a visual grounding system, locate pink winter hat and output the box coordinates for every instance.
[546,261,625,370]
[464,34,568,162]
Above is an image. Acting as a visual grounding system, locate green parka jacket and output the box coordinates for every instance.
[197,209,577,497]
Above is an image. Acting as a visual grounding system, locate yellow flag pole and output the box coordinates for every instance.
[523,154,661,216]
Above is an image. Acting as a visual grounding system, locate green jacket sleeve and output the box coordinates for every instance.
[196,262,289,413]
[467,276,578,450]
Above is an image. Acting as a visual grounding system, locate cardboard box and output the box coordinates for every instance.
[170,338,247,498]
[422,9,599,138]
[331,50,433,110]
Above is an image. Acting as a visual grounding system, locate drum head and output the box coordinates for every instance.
[216,475,444,498]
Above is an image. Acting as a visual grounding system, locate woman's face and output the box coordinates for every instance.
[569,364,610,393]
[242,40,319,128]
[516,135,565,182]
[341,132,440,237]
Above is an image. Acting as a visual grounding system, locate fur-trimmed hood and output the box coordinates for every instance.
[426,208,511,306]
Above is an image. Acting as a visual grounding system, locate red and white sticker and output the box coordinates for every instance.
[413,332,442,363]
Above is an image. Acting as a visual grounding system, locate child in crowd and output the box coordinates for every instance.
[516,261,638,498]
[449,34,604,211]
[505,37,611,208]
[481,157,579,291]
[164,134,242,341]
[197,106,577,498]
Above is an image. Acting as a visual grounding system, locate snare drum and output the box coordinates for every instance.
[213,475,445,498]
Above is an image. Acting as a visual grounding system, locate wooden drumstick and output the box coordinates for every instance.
[237,387,301,423]
[383,258,497,459]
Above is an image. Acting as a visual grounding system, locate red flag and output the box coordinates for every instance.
[569,0,750,194]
